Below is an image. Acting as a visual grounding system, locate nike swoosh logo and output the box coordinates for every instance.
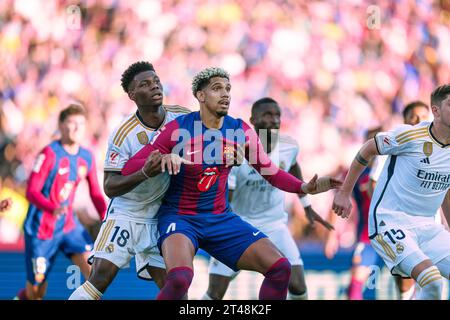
[253,231,261,236]
[186,150,200,156]
[58,168,70,175]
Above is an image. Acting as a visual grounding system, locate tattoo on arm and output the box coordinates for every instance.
[355,152,369,166]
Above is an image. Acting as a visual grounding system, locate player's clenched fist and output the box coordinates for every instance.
[300,174,342,195]
[142,150,163,178]
[332,190,353,218]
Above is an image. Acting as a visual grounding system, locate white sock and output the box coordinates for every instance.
[416,266,443,300]
[288,291,308,300]
[68,281,102,300]
[201,292,214,300]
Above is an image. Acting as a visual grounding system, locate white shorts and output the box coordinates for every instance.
[89,218,165,280]
[208,224,303,277]
[370,211,450,277]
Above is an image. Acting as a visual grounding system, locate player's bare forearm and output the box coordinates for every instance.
[333,139,379,218]
[441,189,450,226]
[103,171,147,198]
[341,139,379,194]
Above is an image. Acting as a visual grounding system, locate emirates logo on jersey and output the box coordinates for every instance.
[197,167,219,192]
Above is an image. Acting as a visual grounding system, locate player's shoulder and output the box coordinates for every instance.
[392,121,431,145]
[163,104,191,115]
[109,113,140,148]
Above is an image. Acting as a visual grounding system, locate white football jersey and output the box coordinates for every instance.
[369,121,450,237]
[228,135,299,230]
[103,105,190,223]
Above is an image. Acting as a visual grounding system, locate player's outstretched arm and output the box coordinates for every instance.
[243,122,341,195]
[85,156,107,220]
[332,139,379,219]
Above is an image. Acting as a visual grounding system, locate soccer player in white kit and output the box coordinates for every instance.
[333,85,450,300]
[69,62,190,300]
[202,97,333,300]
[370,101,432,299]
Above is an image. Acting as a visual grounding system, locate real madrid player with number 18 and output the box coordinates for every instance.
[333,84,450,300]
[69,61,190,300]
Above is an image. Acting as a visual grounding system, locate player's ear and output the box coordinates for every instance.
[196,90,205,103]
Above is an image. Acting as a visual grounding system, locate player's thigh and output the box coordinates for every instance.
[91,219,134,269]
[158,213,199,270]
[133,221,166,287]
[236,237,284,274]
[160,233,196,270]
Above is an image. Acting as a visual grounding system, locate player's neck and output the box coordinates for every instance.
[431,121,450,145]
[60,140,80,155]
[200,108,224,129]
[136,105,165,129]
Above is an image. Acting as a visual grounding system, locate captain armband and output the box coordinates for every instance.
[355,152,369,167]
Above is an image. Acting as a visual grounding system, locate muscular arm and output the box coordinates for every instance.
[333,139,379,218]
[85,157,107,220]
[441,190,450,226]
[26,148,59,213]
[288,163,306,198]
[103,170,148,198]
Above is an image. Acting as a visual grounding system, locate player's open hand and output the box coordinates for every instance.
[161,153,193,175]
[0,198,12,213]
[300,175,342,195]
[304,206,334,231]
[332,190,352,218]
[142,150,163,178]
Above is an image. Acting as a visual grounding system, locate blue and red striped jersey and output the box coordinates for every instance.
[122,111,304,216]
[24,140,106,239]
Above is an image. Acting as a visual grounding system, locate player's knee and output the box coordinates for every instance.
[265,258,291,283]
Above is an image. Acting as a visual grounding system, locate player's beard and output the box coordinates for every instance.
[216,109,228,117]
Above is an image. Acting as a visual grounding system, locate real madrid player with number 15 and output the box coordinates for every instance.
[333,84,450,300]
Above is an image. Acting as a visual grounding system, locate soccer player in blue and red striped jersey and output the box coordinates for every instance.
[15,104,107,300]
[122,67,342,300]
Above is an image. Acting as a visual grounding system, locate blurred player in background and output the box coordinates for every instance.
[122,67,341,300]
[69,62,190,300]
[333,84,450,300]
[15,104,107,300]
[202,97,333,300]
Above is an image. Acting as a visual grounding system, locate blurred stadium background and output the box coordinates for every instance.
[0,0,449,299]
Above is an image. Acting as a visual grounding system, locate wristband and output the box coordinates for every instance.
[141,167,150,179]
[300,195,311,208]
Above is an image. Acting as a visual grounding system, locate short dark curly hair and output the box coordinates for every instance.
[121,61,155,93]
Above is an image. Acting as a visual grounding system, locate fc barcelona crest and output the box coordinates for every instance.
[137,131,149,145]
[423,142,433,157]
